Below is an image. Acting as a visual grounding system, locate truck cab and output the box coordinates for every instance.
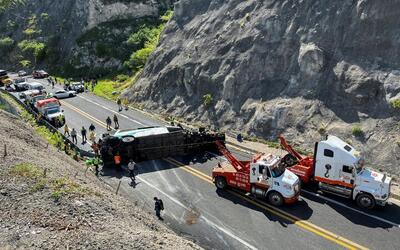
[314,136,391,209]
[249,155,300,205]
[36,98,65,127]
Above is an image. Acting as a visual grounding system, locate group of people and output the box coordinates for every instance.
[106,114,119,131]
[63,123,98,145]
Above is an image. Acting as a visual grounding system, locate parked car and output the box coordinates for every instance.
[19,89,40,99]
[51,90,76,99]
[27,82,46,94]
[68,82,85,93]
[14,80,29,92]
[18,70,27,77]
[32,70,49,79]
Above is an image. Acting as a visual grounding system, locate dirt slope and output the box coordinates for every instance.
[0,109,200,250]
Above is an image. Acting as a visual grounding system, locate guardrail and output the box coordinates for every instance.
[0,89,95,158]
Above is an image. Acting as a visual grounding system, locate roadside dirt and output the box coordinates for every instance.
[0,109,201,250]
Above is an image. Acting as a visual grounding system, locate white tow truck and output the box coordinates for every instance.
[280,135,392,209]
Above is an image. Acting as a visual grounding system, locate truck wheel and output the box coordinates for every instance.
[356,193,375,209]
[268,191,284,207]
[215,176,227,189]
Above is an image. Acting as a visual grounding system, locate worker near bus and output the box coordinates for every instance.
[89,123,96,132]
[114,152,122,171]
[89,130,96,143]
[93,156,101,176]
[71,128,77,144]
[128,159,136,186]
[154,197,164,220]
[81,126,87,144]
[91,141,99,156]
[64,124,70,136]
[106,116,112,131]
[113,114,119,129]
[122,98,129,110]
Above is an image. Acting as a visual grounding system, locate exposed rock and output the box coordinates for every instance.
[125,0,400,175]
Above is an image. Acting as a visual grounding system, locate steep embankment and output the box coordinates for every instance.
[0,0,174,75]
[125,0,400,175]
[0,108,200,249]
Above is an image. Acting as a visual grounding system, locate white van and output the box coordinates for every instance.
[28,82,44,91]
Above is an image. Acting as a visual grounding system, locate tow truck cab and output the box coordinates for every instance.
[36,98,65,127]
[314,136,391,209]
[248,155,300,205]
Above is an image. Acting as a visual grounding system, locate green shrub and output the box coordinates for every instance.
[318,123,327,134]
[352,126,364,137]
[18,40,46,61]
[0,37,14,49]
[160,10,173,22]
[19,59,31,67]
[126,47,153,70]
[390,99,400,109]
[30,178,48,192]
[116,74,129,82]
[10,163,41,179]
[203,94,213,106]
[40,12,50,21]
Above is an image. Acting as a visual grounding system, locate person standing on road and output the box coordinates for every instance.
[154,197,164,220]
[89,123,96,132]
[64,124,70,136]
[81,126,87,144]
[106,116,112,131]
[71,128,77,144]
[117,98,122,112]
[113,114,119,129]
[89,130,96,143]
[128,159,136,185]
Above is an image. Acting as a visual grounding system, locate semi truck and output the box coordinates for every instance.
[100,126,225,166]
[212,141,300,206]
[279,135,392,209]
[36,98,65,127]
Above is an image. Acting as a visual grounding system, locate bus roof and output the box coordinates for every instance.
[113,127,170,138]
[36,98,60,107]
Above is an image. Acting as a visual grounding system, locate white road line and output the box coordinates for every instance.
[76,95,145,126]
[137,176,258,250]
[302,190,400,228]
[207,152,400,228]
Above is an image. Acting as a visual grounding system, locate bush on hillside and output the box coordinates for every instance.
[390,99,400,109]
[352,126,364,137]
[203,94,213,106]
[18,40,46,61]
[0,36,14,49]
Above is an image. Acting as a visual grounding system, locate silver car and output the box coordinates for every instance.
[51,90,77,99]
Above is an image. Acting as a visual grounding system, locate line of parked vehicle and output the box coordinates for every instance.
[2,69,87,128]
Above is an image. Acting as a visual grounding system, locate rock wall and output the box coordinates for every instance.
[125,0,400,174]
[0,0,173,73]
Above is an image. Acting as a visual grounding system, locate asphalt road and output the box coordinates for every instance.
[7,76,400,250]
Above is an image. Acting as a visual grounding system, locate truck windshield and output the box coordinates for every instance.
[355,158,365,174]
[271,164,286,178]
[47,108,59,115]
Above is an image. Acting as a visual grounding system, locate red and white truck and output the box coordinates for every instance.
[212,141,300,206]
[36,98,65,127]
[279,135,392,209]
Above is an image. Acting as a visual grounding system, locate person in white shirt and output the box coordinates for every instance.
[128,159,136,185]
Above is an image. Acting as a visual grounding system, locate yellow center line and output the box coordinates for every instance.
[60,100,114,130]
[165,158,368,250]
[62,101,368,250]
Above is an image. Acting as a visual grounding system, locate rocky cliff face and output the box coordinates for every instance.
[126,0,400,174]
[0,0,173,74]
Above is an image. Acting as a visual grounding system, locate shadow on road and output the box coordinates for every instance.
[301,189,399,229]
[215,189,313,227]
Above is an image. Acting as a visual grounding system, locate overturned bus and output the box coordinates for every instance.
[100,126,225,166]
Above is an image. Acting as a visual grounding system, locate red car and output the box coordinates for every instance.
[32,70,49,79]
